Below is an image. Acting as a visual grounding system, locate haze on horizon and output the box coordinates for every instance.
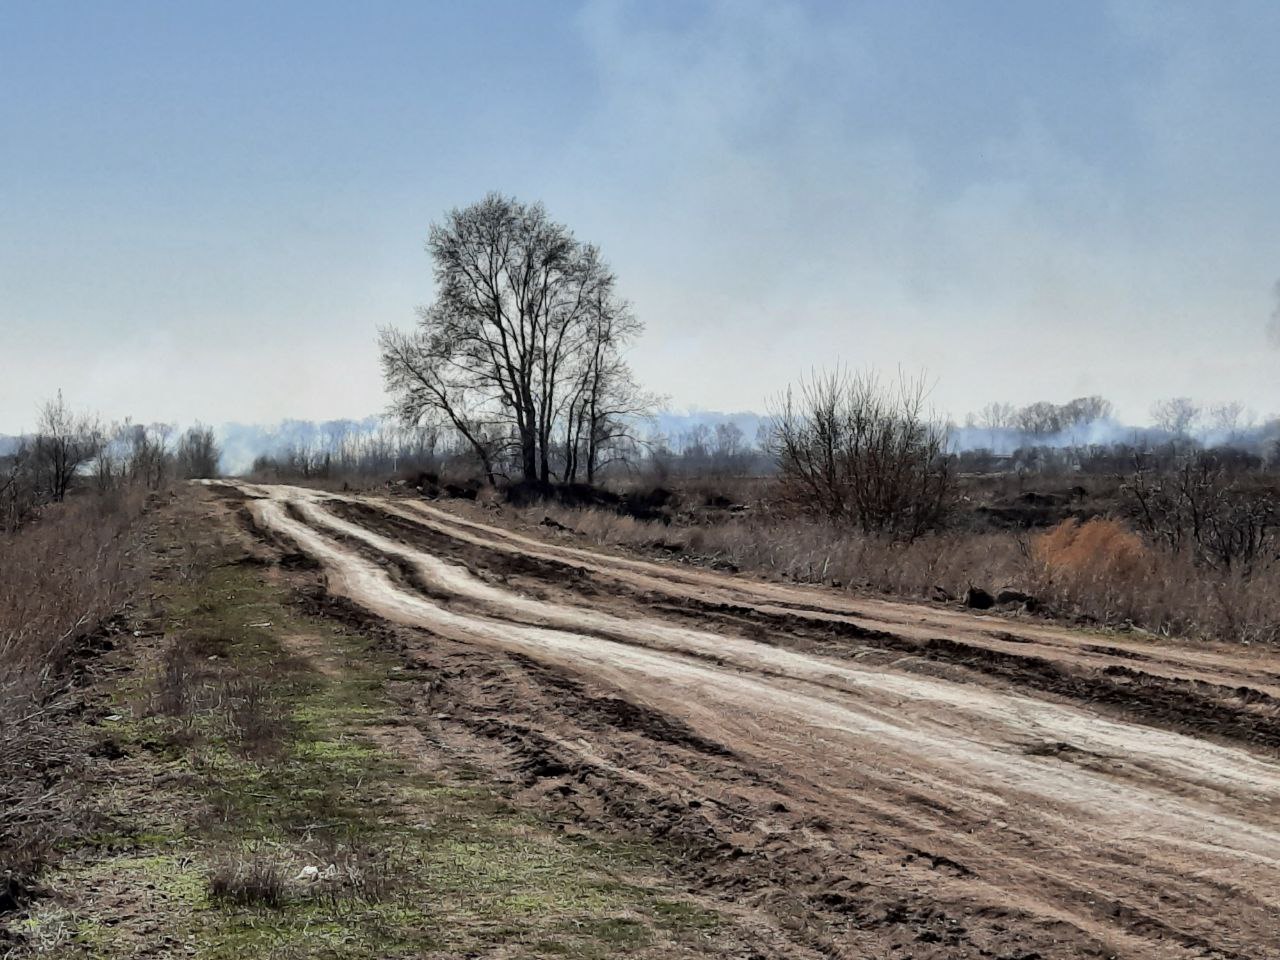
[2,0,1278,434]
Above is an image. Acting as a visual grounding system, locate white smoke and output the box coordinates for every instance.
[1269,279,1280,348]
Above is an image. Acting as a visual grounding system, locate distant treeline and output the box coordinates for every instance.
[232,397,1280,485]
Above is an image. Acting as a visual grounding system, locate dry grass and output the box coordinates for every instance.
[535,503,1280,645]
[1032,517,1147,580]
[144,643,290,758]
[208,855,287,909]
[0,489,148,695]
[0,488,150,911]
[0,718,82,912]
[221,677,288,758]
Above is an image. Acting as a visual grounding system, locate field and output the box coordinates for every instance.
[4,477,1279,957]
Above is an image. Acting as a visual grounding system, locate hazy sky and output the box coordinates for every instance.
[2,0,1278,432]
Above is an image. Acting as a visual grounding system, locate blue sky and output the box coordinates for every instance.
[2,0,1277,431]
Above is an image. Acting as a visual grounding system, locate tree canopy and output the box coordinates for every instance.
[380,194,653,484]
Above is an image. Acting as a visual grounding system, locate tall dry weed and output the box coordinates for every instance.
[0,488,149,909]
[531,503,1279,644]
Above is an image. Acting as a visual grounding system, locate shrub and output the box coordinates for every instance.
[208,855,287,909]
[1032,517,1148,584]
[770,369,953,540]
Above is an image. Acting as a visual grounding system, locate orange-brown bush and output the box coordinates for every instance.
[1032,517,1147,584]
[1028,517,1153,627]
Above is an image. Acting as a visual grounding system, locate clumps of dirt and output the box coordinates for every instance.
[921,637,1280,752]
[411,653,1075,960]
[973,489,1101,531]
[507,654,737,759]
[1081,643,1150,661]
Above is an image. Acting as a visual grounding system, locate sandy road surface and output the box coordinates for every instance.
[216,481,1280,959]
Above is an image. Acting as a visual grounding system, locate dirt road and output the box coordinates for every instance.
[219,481,1280,959]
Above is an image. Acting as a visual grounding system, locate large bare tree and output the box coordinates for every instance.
[380,194,650,485]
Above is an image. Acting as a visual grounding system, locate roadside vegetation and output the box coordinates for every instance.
[0,395,221,925]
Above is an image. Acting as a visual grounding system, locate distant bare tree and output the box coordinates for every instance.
[1061,395,1113,425]
[771,370,953,540]
[1016,401,1063,437]
[123,422,174,490]
[380,194,649,485]
[714,423,745,460]
[1208,402,1248,442]
[33,391,100,502]
[175,425,221,479]
[0,441,36,531]
[1011,396,1111,439]
[977,401,1017,432]
[1151,397,1201,437]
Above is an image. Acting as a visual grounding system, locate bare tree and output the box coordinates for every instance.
[1208,401,1248,442]
[1151,397,1202,437]
[0,441,37,531]
[175,425,222,479]
[1127,451,1278,572]
[122,422,174,490]
[380,194,649,485]
[1061,395,1113,425]
[563,305,658,483]
[380,326,502,483]
[1011,396,1112,440]
[978,401,1017,432]
[32,391,100,502]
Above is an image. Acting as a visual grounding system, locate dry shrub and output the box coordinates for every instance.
[208,855,287,909]
[145,647,287,758]
[0,715,82,911]
[0,489,147,696]
[1029,518,1154,626]
[148,644,211,719]
[221,678,287,758]
[0,489,148,912]
[308,840,402,906]
[1032,517,1147,584]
